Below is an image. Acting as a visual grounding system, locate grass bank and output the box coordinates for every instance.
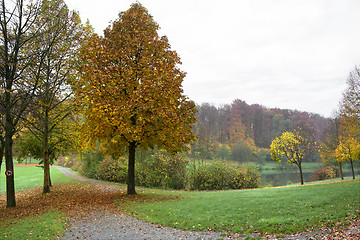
[120,179,360,235]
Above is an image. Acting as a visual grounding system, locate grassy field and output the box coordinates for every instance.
[120,180,360,235]
[0,210,66,239]
[1,165,359,238]
[0,165,76,194]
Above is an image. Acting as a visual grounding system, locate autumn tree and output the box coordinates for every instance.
[229,100,246,146]
[75,3,196,195]
[337,66,360,179]
[270,130,315,185]
[215,144,231,160]
[320,117,343,179]
[339,67,360,133]
[335,137,359,179]
[0,0,48,208]
[191,103,220,159]
[22,0,87,193]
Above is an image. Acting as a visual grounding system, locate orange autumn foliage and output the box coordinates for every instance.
[73,3,196,194]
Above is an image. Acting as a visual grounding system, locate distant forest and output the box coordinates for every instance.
[191,99,329,162]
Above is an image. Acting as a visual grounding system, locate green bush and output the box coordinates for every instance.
[189,160,260,190]
[311,167,336,181]
[68,147,260,191]
[136,151,188,189]
[96,157,127,183]
[229,165,260,189]
[80,148,104,179]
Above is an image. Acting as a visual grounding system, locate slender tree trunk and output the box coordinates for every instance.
[5,120,16,207]
[0,141,4,176]
[339,161,344,180]
[49,166,52,187]
[298,163,304,185]
[349,160,355,179]
[127,141,137,195]
[43,111,50,193]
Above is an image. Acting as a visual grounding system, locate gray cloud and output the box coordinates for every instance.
[66,0,360,117]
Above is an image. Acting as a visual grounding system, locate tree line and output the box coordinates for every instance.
[191,99,329,162]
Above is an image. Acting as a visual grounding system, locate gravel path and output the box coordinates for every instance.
[60,211,234,240]
[53,166,238,240]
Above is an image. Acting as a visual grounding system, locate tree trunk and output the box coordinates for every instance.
[127,141,137,195]
[298,163,304,185]
[339,161,344,180]
[43,111,50,193]
[349,160,355,179]
[5,122,16,207]
[0,141,4,176]
[43,153,50,193]
[49,166,52,187]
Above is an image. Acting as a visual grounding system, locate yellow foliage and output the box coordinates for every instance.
[270,130,311,165]
[335,137,360,163]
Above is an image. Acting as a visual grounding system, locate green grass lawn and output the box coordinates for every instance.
[0,210,66,239]
[120,180,360,235]
[0,165,77,194]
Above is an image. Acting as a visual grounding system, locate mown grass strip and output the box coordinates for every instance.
[0,210,67,239]
[119,179,360,235]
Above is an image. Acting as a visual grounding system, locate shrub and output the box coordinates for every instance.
[190,160,230,190]
[67,148,260,191]
[80,148,104,179]
[96,157,127,183]
[136,150,188,189]
[311,167,336,181]
[229,165,261,189]
[189,160,260,190]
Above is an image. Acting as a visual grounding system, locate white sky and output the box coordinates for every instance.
[65,0,360,117]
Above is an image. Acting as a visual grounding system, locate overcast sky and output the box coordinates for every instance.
[65,0,360,117]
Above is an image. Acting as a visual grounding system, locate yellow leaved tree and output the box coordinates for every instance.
[335,137,359,179]
[74,3,196,195]
[270,130,314,185]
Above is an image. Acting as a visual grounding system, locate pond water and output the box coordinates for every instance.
[260,169,358,187]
